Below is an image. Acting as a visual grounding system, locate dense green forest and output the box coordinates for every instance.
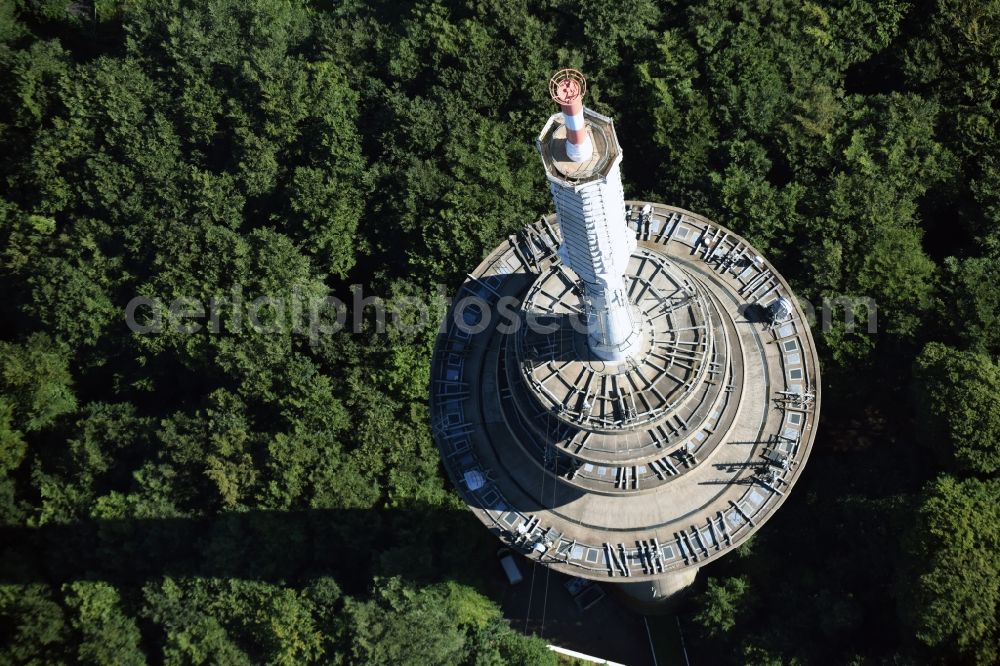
[0,0,998,663]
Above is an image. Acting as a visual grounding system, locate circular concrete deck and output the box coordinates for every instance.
[430,202,821,582]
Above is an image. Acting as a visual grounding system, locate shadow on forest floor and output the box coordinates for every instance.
[1,506,661,662]
[0,505,491,590]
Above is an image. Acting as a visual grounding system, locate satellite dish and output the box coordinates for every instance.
[769,297,792,323]
[463,469,485,491]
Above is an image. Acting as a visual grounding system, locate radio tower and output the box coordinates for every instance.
[431,70,820,611]
[542,70,641,362]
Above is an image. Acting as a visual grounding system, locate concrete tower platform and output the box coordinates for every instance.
[430,203,821,608]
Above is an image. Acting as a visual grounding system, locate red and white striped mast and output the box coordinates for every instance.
[549,69,593,162]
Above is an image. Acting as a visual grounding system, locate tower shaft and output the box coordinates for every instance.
[539,70,642,362]
[548,161,639,360]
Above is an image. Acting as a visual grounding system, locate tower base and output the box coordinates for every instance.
[588,318,644,362]
[605,569,699,615]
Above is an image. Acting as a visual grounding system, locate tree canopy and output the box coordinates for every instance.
[0,0,998,663]
[912,342,1000,475]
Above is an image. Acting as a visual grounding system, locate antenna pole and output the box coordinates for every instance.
[549,69,593,162]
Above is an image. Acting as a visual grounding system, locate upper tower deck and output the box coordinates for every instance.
[537,108,623,186]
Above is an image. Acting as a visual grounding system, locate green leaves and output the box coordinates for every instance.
[709,140,804,256]
[346,577,467,665]
[0,333,76,434]
[0,0,998,664]
[900,475,1000,664]
[344,577,555,666]
[692,576,751,636]
[0,583,71,664]
[937,251,1000,357]
[636,30,716,187]
[64,581,145,666]
[912,342,1000,475]
[282,165,364,279]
